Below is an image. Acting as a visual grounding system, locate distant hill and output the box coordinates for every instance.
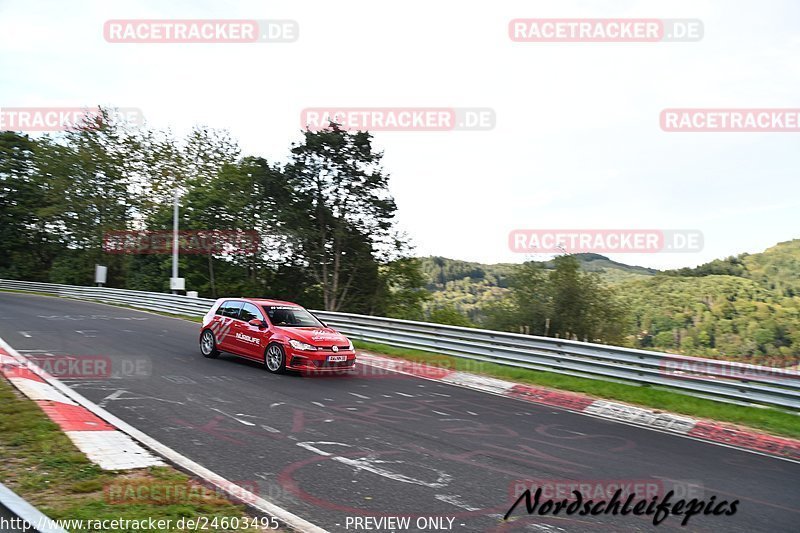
[419,254,657,320]
[419,241,800,365]
[544,253,658,283]
[419,257,515,320]
[665,239,800,297]
[421,253,656,288]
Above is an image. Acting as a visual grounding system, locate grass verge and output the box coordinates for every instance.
[0,377,268,532]
[353,340,800,439]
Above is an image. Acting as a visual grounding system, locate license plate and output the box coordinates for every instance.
[328,355,347,362]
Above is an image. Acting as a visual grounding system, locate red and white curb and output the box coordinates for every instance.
[358,352,800,462]
[0,337,327,533]
[0,345,164,470]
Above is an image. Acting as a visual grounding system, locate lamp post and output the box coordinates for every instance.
[172,189,179,293]
[170,188,185,294]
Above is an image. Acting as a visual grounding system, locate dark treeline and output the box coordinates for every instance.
[0,108,429,316]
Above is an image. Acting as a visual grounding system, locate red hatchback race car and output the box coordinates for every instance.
[199,298,356,374]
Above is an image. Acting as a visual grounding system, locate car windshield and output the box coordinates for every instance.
[263,305,324,328]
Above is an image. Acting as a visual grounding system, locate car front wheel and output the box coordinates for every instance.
[264,343,286,374]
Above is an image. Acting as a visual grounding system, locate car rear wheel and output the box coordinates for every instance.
[264,343,286,374]
[200,330,219,358]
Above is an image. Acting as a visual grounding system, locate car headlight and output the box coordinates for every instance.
[347,340,354,351]
[289,339,317,351]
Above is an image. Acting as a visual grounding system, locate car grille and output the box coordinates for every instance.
[317,345,351,352]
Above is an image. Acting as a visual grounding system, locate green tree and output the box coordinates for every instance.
[282,124,400,311]
[485,255,629,344]
[374,258,431,320]
[508,260,551,334]
[429,305,477,328]
[0,132,61,280]
[35,109,143,285]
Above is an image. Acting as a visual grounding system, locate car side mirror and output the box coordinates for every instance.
[249,318,267,329]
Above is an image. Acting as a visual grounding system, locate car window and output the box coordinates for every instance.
[220,300,244,318]
[263,305,324,327]
[239,302,261,322]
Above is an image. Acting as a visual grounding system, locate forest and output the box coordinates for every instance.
[421,243,800,366]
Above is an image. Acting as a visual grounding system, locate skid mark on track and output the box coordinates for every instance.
[96,390,184,405]
[297,441,452,488]
[36,314,148,321]
[208,396,235,404]
[525,524,568,532]
[349,392,370,399]
[210,407,257,426]
[98,389,126,407]
[435,493,480,511]
[162,375,197,385]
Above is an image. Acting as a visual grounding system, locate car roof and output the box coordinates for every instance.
[218,297,303,307]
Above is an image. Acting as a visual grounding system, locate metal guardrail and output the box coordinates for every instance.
[0,480,68,533]
[1,279,798,410]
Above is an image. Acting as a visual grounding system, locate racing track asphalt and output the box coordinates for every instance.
[0,292,798,533]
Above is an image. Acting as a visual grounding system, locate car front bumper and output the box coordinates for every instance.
[286,350,357,372]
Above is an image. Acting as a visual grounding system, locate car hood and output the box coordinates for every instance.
[276,326,349,346]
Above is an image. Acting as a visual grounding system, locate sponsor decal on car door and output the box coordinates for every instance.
[232,302,266,359]
[211,300,243,350]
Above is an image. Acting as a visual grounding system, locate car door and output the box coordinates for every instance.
[231,302,267,359]
[214,300,243,352]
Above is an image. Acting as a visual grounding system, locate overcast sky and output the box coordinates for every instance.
[2,0,798,269]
